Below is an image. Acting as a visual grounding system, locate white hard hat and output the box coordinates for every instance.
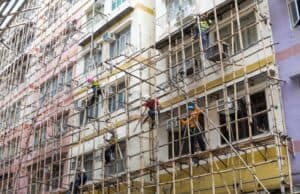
[142,95,151,101]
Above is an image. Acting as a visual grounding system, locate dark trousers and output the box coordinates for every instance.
[194,27,209,49]
[201,30,209,49]
[190,128,206,154]
[89,86,100,106]
[67,182,79,194]
[148,109,156,129]
[148,109,155,120]
[105,144,115,164]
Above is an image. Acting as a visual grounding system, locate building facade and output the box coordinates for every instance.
[0,0,295,193]
[269,0,300,191]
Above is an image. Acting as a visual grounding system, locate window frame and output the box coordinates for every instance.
[50,163,64,190]
[84,152,94,181]
[34,125,47,148]
[218,90,269,145]
[55,115,68,136]
[86,6,105,32]
[104,139,126,174]
[110,26,131,58]
[0,146,3,160]
[214,10,258,54]
[287,0,300,28]
[70,153,94,181]
[170,41,201,81]
[108,80,126,113]
[112,0,126,11]
[8,138,18,157]
[84,49,102,73]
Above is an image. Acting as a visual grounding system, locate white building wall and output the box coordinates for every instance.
[69,0,155,182]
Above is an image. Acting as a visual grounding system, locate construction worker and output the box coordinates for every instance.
[87,76,101,106]
[180,102,206,163]
[104,131,117,164]
[142,95,160,129]
[194,18,212,49]
[68,168,87,194]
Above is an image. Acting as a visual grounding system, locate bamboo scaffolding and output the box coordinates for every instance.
[0,0,293,194]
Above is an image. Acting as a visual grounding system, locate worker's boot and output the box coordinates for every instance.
[192,157,199,165]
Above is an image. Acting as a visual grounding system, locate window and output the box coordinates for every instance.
[50,76,58,97]
[250,92,269,135]
[40,67,73,103]
[55,116,68,136]
[219,91,269,144]
[27,165,43,194]
[105,140,126,175]
[4,101,22,128]
[110,27,131,58]
[66,67,73,87]
[4,55,29,91]
[8,138,19,158]
[46,2,60,26]
[1,173,14,194]
[219,98,249,144]
[70,157,77,171]
[0,112,4,131]
[70,153,94,181]
[40,83,46,103]
[287,0,300,27]
[170,41,201,81]
[58,71,65,91]
[217,12,257,54]
[50,164,63,190]
[84,49,102,73]
[108,80,126,112]
[44,81,51,100]
[112,0,126,10]
[84,153,93,181]
[0,146,3,160]
[87,5,104,32]
[166,0,195,22]
[44,41,56,63]
[34,126,46,148]
[87,100,99,119]
[79,94,101,126]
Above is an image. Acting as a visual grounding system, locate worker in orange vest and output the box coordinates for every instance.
[180,102,206,163]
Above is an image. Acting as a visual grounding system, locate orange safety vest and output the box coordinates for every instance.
[180,106,201,129]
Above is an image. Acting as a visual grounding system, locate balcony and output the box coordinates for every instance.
[79,0,134,46]
[156,0,196,42]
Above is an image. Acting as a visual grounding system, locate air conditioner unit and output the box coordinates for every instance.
[167,118,179,130]
[102,32,115,43]
[175,14,194,26]
[217,97,235,113]
[206,42,229,62]
[75,99,86,110]
[95,0,105,9]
